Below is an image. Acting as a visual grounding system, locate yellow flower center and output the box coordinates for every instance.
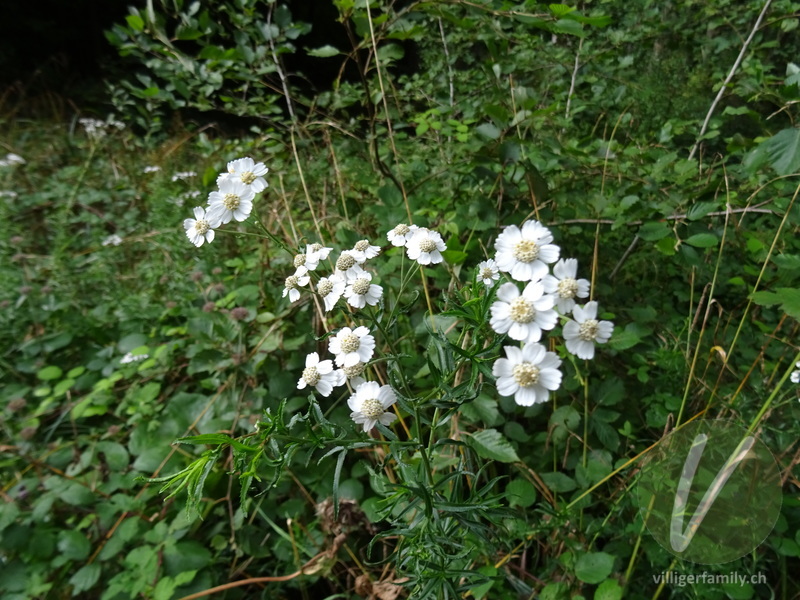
[513,240,539,263]
[240,171,256,184]
[354,240,370,252]
[557,278,578,299]
[360,398,384,419]
[194,220,210,235]
[419,239,436,253]
[352,278,371,295]
[393,224,410,236]
[294,254,306,267]
[512,363,540,387]
[341,333,360,353]
[302,366,321,385]
[509,297,535,323]
[481,267,494,280]
[222,193,240,210]
[579,319,599,341]
[336,253,356,271]
[285,275,299,289]
[318,280,334,296]
[343,362,365,378]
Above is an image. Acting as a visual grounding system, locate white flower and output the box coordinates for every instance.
[226,157,269,193]
[172,170,197,182]
[492,343,562,406]
[340,361,367,388]
[297,352,345,397]
[387,223,417,247]
[406,228,446,265]
[347,381,397,432]
[0,153,26,166]
[490,281,557,343]
[207,178,256,224]
[304,243,333,271]
[563,301,614,360]
[184,206,220,247]
[143,165,161,173]
[102,234,123,247]
[121,352,149,365]
[334,251,363,279]
[344,271,383,309]
[542,258,590,314]
[329,326,375,367]
[350,239,381,263]
[0,190,18,199]
[790,362,800,384]
[317,274,346,312]
[494,221,560,282]
[282,266,310,302]
[477,259,500,286]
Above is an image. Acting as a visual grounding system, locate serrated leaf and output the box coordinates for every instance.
[684,233,718,248]
[608,323,644,351]
[575,551,615,584]
[638,221,670,241]
[69,563,102,595]
[686,201,717,220]
[763,127,800,175]
[750,287,800,319]
[594,578,623,600]
[467,429,520,463]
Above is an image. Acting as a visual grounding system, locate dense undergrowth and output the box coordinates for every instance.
[2,1,800,599]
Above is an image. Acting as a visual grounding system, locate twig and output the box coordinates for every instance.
[688,0,772,160]
[565,37,583,120]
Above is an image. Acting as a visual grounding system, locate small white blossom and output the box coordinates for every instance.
[121,352,149,364]
[406,228,446,265]
[143,165,161,173]
[297,352,345,397]
[563,301,614,360]
[207,178,255,224]
[317,274,346,312]
[225,157,269,193]
[790,362,800,384]
[494,221,560,282]
[347,381,397,432]
[343,271,383,309]
[102,234,123,247]
[492,343,562,406]
[304,243,333,271]
[477,259,500,286]
[490,281,557,343]
[542,258,591,314]
[172,170,197,182]
[334,251,363,279]
[283,266,310,302]
[183,206,220,247]
[350,239,381,263]
[0,190,18,199]
[329,326,375,367]
[387,223,417,247]
[0,153,26,167]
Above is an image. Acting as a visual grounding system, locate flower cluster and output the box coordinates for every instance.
[285,223,447,431]
[182,157,269,247]
[79,117,125,140]
[791,362,800,384]
[486,220,613,406]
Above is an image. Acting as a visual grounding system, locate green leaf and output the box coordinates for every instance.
[762,127,800,176]
[37,366,63,381]
[540,472,576,493]
[97,441,130,471]
[608,323,645,351]
[476,123,501,140]
[126,14,144,31]
[69,563,102,595]
[467,429,520,463]
[506,477,537,508]
[594,578,623,600]
[686,201,717,220]
[750,288,800,319]
[575,551,615,584]
[637,221,670,241]
[307,45,340,57]
[58,530,91,561]
[684,233,718,248]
